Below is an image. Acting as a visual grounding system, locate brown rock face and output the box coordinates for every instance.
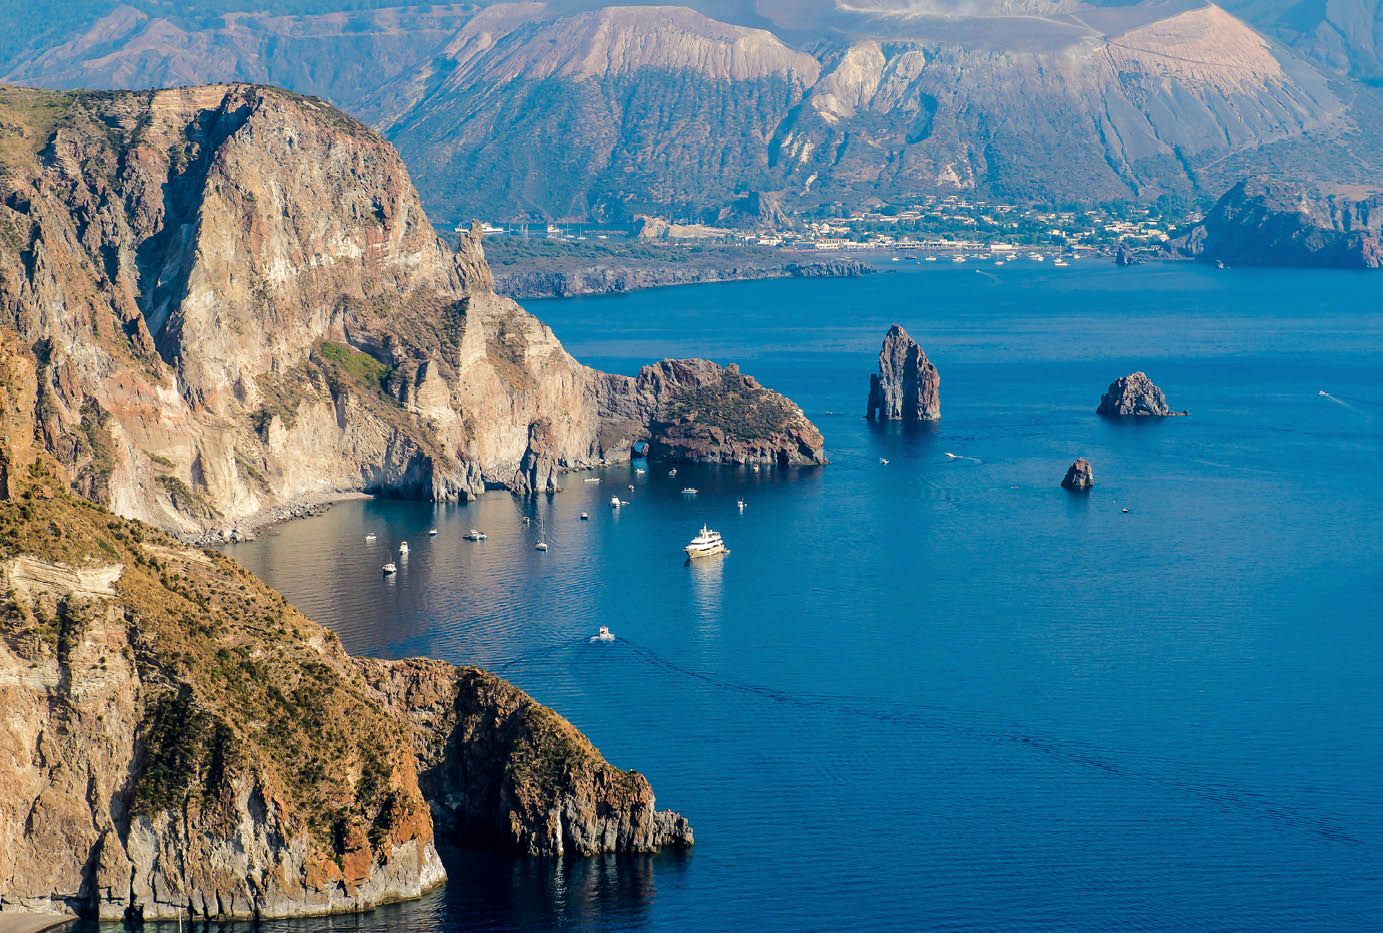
[1097,372,1182,416]
[1062,458,1095,489]
[0,84,821,540]
[356,659,693,857]
[598,360,826,466]
[867,324,940,421]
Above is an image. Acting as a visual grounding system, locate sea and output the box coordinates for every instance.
[206,260,1381,931]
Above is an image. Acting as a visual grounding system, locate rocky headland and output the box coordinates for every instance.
[1098,372,1186,417]
[0,331,689,924]
[0,83,823,542]
[1163,178,1383,268]
[867,325,940,421]
[1062,458,1095,489]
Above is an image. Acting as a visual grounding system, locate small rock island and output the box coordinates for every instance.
[867,324,940,420]
[1097,372,1186,416]
[1062,458,1095,489]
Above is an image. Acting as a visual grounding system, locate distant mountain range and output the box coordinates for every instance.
[4,0,1382,221]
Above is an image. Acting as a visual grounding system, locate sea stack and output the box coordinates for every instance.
[867,324,940,420]
[1097,372,1184,416]
[1062,458,1094,489]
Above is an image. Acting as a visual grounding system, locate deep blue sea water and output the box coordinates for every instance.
[218,262,1382,931]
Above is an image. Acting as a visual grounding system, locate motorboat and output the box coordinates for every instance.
[465,529,485,541]
[382,562,397,575]
[428,528,439,536]
[584,477,601,483]
[751,464,760,473]
[364,533,376,542]
[737,500,745,511]
[681,487,698,495]
[684,525,729,559]
[580,512,590,520]
[1053,259,1069,267]
[635,467,646,474]
[628,484,636,491]
[398,542,409,555]
[620,499,631,506]
[535,541,548,551]
[880,458,889,465]
[610,496,622,508]
[592,626,615,642]
[668,469,677,476]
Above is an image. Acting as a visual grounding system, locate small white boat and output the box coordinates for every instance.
[668,469,677,476]
[684,525,729,559]
[880,457,889,465]
[924,255,938,262]
[952,255,966,263]
[428,528,439,536]
[610,496,622,508]
[521,516,531,525]
[737,500,745,511]
[620,499,631,506]
[382,562,397,575]
[592,625,615,642]
[628,484,636,491]
[1053,259,1069,267]
[364,533,376,541]
[535,541,548,551]
[465,529,484,541]
[580,512,590,520]
[1122,508,1130,514]
[681,487,698,495]
[584,477,601,484]
[398,542,409,555]
[751,464,760,473]
[635,467,646,475]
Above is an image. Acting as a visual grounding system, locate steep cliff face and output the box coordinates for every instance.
[867,324,939,421]
[0,333,692,923]
[0,83,823,540]
[357,659,693,857]
[1164,178,1383,268]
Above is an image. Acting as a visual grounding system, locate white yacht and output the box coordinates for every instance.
[584,477,601,484]
[364,533,376,542]
[382,561,397,575]
[682,487,698,495]
[592,625,615,642]
[398,542,409,555]
[684,525,729,559]
[428,528,439,536]
[465,529,485,541]
[668,469,677,476]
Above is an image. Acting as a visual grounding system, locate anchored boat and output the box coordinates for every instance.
[684,525,729,559]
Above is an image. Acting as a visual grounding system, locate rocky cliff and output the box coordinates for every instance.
[1164,178,1383,268]
[1098,372,1183,416]
[0,331,690,923]
[0,83,823,541]
[867,324,940,421]
[1061,457,1094,489]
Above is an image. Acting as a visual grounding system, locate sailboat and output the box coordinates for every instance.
[534,517,549,551]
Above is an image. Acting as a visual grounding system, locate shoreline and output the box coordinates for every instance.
[493,256,874,299]
[191,490,374,546]
[0,913,76,933]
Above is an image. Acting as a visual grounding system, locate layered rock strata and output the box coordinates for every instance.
[1097,372,1184,416]
[0,83,822,541]
[867,325,940,421]
[0,331,691,923]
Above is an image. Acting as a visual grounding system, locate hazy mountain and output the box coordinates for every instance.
[3,0,1380,219]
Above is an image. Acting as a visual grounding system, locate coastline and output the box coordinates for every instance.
[493,256,874,299]
[0,913,75,933]
[191,490,375,546]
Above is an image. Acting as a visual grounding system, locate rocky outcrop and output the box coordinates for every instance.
[356,659,692,857]
[494,258,870,300]
[1114,243,1147,266]
[1062,458,1095,489]
[1163,178,1383,268]
[0,358,690,924]
[598,360,826,466]
[867,325,940,421]
[0,83,821,540]
[1098,372,1185,416]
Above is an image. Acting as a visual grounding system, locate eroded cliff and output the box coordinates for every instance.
[0,331,691,923]
[0,82,823,541]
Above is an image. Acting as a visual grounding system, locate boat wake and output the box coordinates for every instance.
[612,637,1367,848]
[944,452,982,463]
